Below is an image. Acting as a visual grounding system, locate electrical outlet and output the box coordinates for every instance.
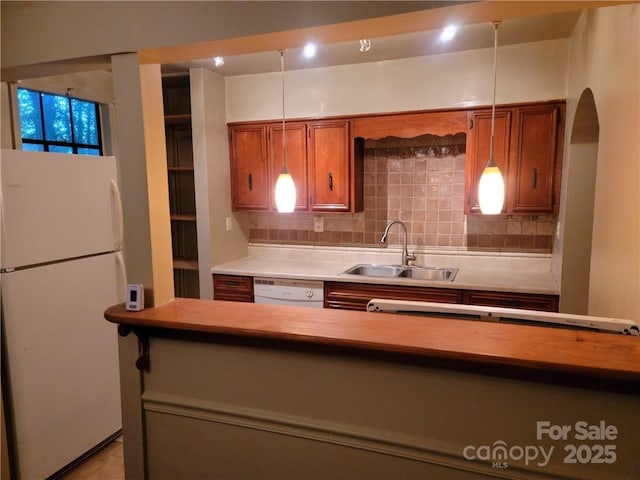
[313,217,324,232]
[225,217,233,232]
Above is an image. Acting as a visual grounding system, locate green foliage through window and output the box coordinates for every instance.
[18,88,102,156]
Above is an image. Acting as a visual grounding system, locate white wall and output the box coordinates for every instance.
[559,4,639,321]
[226,39,568,122]
[558,142,598,314]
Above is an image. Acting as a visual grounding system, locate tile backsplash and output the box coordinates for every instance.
[248,137,555,254]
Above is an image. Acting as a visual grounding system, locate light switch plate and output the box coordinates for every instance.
[314,217,324,232]
[225,217,233,232]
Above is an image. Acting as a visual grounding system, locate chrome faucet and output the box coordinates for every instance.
[380,220,416,266]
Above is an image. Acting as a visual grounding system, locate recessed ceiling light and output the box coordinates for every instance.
[303,43,317,58]
[213,56,224,67]
[439,25,457,42]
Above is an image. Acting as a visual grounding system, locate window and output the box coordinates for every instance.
[17,88,103,156]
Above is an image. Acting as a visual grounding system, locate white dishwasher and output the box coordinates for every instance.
[253,277,324,308]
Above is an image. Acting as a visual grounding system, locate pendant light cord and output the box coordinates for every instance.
[280,50,287,171]
[488,21,500,166]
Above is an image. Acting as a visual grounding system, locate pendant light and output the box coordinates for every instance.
[274,49,296,213]
[478,21,505,215]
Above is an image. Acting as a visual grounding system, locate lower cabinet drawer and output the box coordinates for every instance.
[213,274,254,302]
[324,281,462,311]
[463,290,559,312]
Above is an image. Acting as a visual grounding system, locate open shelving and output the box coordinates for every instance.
[163,75,200,298]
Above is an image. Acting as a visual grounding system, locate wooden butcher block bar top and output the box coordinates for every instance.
[105,298,640,386]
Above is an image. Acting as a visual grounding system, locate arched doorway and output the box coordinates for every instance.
[560,88,599,314]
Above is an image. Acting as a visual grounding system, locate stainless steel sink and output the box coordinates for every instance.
[398,266,458,281]
[340,264,458,282]
[341,264,406,277]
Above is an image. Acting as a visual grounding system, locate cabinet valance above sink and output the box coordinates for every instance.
[351,109,468,139]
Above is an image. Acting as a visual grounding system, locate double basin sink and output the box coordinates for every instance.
[341,264,458,282]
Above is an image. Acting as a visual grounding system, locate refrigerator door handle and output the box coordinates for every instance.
[110,179,124,250]
[115,251,127,301]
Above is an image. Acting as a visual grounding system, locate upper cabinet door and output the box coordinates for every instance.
[508,105,560,214]
[464,110,512,214]
[229,125,269,211]
[464,102,564,215]
[268,123,308,211]
[308,120,351,212]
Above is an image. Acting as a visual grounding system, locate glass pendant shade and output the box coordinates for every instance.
[478,161,505,214]
[478,20,505,215]
[275,49,296,213]
[275,166,296,213]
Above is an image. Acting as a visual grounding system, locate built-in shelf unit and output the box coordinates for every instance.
[162,75,199,298]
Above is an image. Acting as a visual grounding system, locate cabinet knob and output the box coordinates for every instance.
[248,173,253,191]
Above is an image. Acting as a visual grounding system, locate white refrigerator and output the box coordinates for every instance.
[0,149,125,479]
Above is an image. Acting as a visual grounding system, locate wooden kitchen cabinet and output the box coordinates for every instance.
[325,281,559,313]
[229,125,269,211]
[464,290,559,312]
[308,120,358,212]
[509,104,562,213]
[464,109,512,214]
[213,274,254,302]
[229,119,362,212]
[324,281,462,311]
[268,122,308,211]
[213,275,559,313]
[465,101,564,215]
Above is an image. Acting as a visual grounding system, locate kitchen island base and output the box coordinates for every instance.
[106,299,639,480]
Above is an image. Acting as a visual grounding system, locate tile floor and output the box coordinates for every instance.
[59,438,124,480]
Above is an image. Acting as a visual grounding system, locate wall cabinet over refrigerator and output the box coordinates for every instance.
[229,119,363,212]
[465,101,565,215]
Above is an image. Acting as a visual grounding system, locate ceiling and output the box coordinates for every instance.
[161,10,581,77]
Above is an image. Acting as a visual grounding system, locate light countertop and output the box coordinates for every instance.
[211,244,560,295]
